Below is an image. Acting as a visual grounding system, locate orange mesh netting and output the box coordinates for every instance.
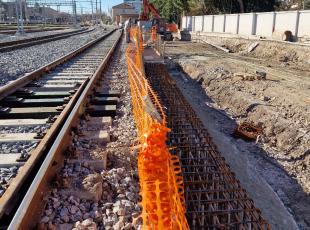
[125,27,189,230]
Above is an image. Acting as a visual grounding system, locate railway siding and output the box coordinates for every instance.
[0,30,121,225]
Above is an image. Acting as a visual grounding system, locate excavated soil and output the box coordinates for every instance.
[165,41,310,228]
[201,35,310,72]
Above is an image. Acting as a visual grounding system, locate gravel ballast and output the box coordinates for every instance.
[0,28,75,42]
[38,39,141,229]
[0,27,110,87]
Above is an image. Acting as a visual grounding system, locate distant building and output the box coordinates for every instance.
[0,1,70,24]
[123,0,142,14]
[112,3,139,25]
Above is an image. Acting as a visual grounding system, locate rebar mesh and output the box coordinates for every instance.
[125,27,189,230]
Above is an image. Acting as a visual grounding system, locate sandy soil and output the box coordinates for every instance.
[200,35,310,73]
[164,41,310,228]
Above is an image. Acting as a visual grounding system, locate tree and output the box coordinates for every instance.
[150,0,187,22]
[149,0,277,25]
[236,0,244,12]
[304,0,310,9]
[187,0,277,15]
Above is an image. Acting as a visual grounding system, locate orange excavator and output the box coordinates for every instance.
[139,0,177,41]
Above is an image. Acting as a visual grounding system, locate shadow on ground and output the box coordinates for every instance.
[164,60,310,229]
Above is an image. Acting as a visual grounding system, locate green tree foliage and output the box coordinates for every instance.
[150,0,187,22]
[304,0,310,9]
[187,0,277,15]
[149,0,277,23]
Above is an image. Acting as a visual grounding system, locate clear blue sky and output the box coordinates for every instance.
[4,0,123,15]
[73,0,123,14]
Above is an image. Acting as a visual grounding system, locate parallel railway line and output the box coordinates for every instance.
[0,28,276,228]
[0,28,122,227]
[0,28,94,52]
[7,34,135,229]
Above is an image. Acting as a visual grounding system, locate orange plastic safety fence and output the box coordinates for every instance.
[126,27,189,230]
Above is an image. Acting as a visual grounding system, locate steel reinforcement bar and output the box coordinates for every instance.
[145,63,271,230]
[125,27,189,230]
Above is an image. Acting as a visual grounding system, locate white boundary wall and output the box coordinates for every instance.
[203,15,213,32]
[193,16,204,32]
[274,11,299,35]
[182,10,310,39]
[256,12,275,37]
[298,11,310,36]
[225,14,239,34]
[238,13,256,35]
[213,15,225,32]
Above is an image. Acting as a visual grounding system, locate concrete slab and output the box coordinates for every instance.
[95,90,121,98]
[0,133,40,142]
[39,80,84,84]
[0,118,48,126]
[23,87,75,92]
[44,76,89,80]
[92,97,119,105]
[0,107,60,119]
[0,154,24,167]
[88,117,112,127]
[143,47,165,63]
[87,105,116,117]
[80,130,110,144]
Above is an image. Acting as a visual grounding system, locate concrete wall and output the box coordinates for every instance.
[225,14,239,34]
[182,10,310,40]
[274,11,299,36]
[203,15,213,32]
[194,16,204,32]
[297,11,310,37]
[256,12,275,37]
[238,13,256,35]
[213,15,225,32]
[182,17,187,30]
[185,16,193,31]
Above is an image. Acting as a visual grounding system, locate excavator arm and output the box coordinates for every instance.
[140,0,160,20]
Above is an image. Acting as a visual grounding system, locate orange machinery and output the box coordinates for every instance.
[139,0,178,41]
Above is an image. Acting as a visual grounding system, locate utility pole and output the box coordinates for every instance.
[91,0,94,25]
[15,0,25,35]
[72,0,77,26]
[95,0,98,25]
[24,0,29,25]
[99,0,102,23]
[43,4,46,26]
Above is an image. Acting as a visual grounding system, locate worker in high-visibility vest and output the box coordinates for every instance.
[124,18,132,43]
[151,26,157,43]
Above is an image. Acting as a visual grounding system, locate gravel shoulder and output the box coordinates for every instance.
[0,28,75,42]
[165,41,310,228]
[38,39,141,229]
[0,27,109,87]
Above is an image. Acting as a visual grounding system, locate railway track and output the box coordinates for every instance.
[0,28,94,52]
[0,28,122,227]
[0,29,273,228]
[0,27,68,35]
[6,31,136,230]
[145,63,270,229]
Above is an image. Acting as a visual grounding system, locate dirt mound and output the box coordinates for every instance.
[178,59,310,193]
[204,36,310,71]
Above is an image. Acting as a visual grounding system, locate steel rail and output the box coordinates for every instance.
[0,28,94,52]
[8,30,123,230]
[0,29,117,220]
[0,29,115,100]
[0,27,68,35]
[145,63,271,229]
